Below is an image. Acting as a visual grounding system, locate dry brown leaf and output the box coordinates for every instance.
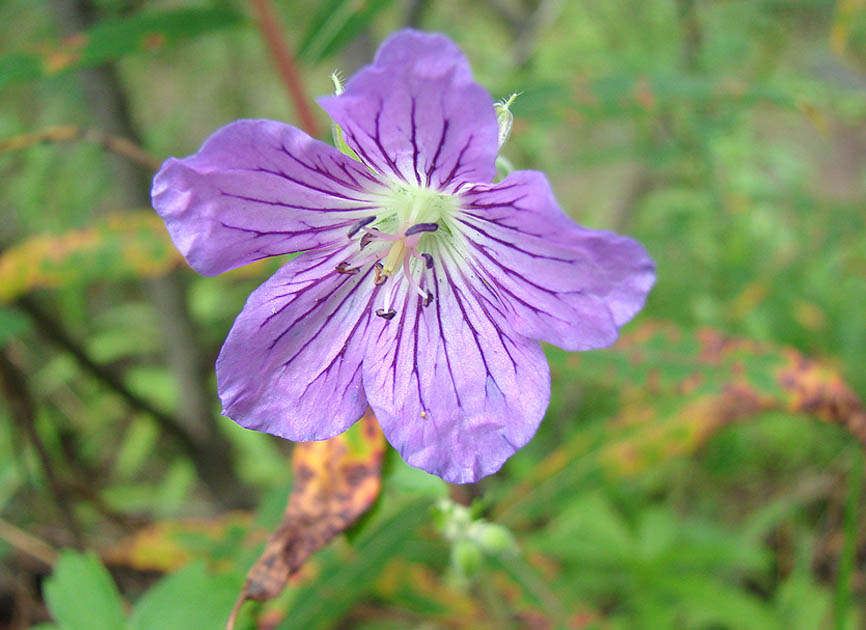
[227,410,385,629]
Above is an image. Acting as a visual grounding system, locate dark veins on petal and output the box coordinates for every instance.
[276,142,382,189]
[296,275,381,399]
[240,165,371,202]
[439,252,520,397]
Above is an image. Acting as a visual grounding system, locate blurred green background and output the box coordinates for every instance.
[1,0,865,628]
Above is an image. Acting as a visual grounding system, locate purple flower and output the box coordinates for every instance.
[151,30,655,483]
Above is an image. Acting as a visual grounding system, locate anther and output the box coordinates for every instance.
[360,231,378,250]
[373,262,387,285]
[421,253,433,269]
[405,222,439,236]
[347,215,376,237]
[375,308,397,320]
[335,261,359,275]
[423,290,434,307]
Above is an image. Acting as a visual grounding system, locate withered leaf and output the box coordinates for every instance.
[227,410,385,629]
[498,321,866,521]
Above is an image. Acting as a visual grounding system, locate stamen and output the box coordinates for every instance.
[421,253,433,269]
[347,215,376,237]
[360,232,377,250]
[375,308,396,320]
[335,261,359,275]
[424,290,434,307]
[405,222,439,236]
[373,262,387,285]
[402,254,431,303]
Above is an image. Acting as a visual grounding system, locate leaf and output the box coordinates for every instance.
[0,7,244,89]
[559,321,866,472]
[497,321,866,523]
[297,0,396,63]
[42,550,127,630]
[0,307,29,346]
[228,410,386,628]
[278,497,432,629]
[0,211,182,302]
[129,562,243,630]
[104,513,254,573]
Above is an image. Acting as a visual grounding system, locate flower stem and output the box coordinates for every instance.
[249,0,320,138]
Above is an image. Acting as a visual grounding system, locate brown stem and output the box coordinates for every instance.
[0,125,161,171]
[0,517,58,568]
[675,0,702,73]
[0,349,84,548]
[248,0,320,137]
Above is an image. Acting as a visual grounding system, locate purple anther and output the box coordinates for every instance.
[347,215,376,237]
[423,290,434,307]
[335,261,359,275]
[375,308,397,320]
[405,222,439,236]
[421,253,434,269]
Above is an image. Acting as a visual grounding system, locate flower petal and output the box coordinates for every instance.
[362,260,549,483]
[457,171,656,351]
[152,119,386,276]
[318,30,498,191]
[217,244,382,440]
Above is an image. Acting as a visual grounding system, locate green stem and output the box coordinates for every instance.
[834,447,864,630]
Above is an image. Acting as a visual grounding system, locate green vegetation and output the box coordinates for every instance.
[1,1,864,628]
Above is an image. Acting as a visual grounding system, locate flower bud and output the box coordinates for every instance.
[452,539,483,578]
[494,93,520,149]
[475,523,517,555]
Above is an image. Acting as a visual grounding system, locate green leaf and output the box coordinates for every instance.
[298,0,395,63]
[129,562,242,630]
[0,307,29,346]
[43,550,127,630]
[0,7,244,89]
[384,448,449,498]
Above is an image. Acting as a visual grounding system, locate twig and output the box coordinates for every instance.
[405,0,429,28]
[675,0,702,73]
[512,0,565,69]
[0,517,58,568]
[14,296,199,455]
[0,125,161,171]
[249,0,320,137]
[0,349,84,548]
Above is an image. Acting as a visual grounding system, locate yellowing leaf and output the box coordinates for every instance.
[0,212,182,302]
[103,512,254,573]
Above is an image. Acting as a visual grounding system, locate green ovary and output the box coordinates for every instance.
[381,182,460,232]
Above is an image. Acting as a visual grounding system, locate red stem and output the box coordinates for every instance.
[249,0,320,138]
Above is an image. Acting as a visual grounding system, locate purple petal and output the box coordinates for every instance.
[318,30,498,191]
[216,244,382,440]
[362,261,549,483]
[152,119,386,276]
[458,171,656,351]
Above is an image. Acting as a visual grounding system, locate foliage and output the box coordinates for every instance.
[0,0,864,629]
